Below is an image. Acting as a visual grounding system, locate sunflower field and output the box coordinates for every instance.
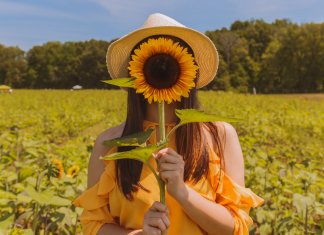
[0,90,323,235]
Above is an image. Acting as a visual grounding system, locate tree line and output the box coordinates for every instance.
[0,19,323,93]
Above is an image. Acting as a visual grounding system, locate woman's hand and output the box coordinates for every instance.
[143,201,170,235]
[154,147,186,199]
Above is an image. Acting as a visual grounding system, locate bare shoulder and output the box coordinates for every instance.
[216,121,238,139]
[202,121,235,145]
[87,121,125,188]
[203,121,245,187]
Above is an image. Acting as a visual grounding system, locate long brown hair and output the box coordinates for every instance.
[116,87,225,200]
[116,35,226,200]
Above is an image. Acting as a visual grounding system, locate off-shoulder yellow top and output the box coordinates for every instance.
[73,120,264,235]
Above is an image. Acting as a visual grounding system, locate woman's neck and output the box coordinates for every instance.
[144,102,178,124]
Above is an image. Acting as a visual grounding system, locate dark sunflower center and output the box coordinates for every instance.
[143,53,180,89]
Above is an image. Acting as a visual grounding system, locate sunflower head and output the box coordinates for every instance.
[51,158,64,178]
[128,36,199,104]
[67,165,80,178]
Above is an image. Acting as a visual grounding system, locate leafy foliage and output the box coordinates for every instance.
[0,90,323,234]
[103,128,154,147]
[175,108,241,124]
[205,20,324,93]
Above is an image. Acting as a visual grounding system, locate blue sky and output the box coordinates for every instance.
[0,0,323,51]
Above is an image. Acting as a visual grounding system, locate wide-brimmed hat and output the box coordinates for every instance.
[106,13,219,89]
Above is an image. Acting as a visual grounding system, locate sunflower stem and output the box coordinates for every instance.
[158,102,167,235]
[146,161,165,203]
[158,102,166,142]
[158,101,166,204]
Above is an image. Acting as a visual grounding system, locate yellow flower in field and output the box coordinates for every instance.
[67,165,80,178]
[18,206,26,214]
[128,37,199,104]
[51,158,64,178]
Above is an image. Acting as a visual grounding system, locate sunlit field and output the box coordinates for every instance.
[0,90,323,234]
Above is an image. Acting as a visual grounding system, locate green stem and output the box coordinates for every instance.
[166,123,182,141]
[158,102,166,143]
[158,102,167,235]
[146,162,165,203]
[157,102,166,204]
[32,203,39,232]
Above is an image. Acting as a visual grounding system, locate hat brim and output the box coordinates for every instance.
[106,26,219,89]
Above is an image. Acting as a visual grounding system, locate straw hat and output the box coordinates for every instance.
[106,13,219,89]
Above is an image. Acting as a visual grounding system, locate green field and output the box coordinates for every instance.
[0,90,323,234]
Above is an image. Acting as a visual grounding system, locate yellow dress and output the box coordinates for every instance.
[73,120,264,235]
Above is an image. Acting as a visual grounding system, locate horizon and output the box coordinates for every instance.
[0,0,323,51]
[0,17,321,51]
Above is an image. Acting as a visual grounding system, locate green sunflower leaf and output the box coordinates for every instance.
[101,78,135,88]
[25,186,71,206]
[175,109,242,124]
[166,109,242,140]
[103,128,154,147]
[100,143,167,163]
[0,213,14,230]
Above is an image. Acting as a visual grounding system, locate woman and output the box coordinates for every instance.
[73,13,264,235]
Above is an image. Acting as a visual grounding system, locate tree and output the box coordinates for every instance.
[206,29,251,92]
[258,23,324,93]
[0,44,27,87]
[1,20,322,93]
[25,40,113,89]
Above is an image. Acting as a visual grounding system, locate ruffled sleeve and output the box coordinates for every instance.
[207,143,264,235]
[215,171,264,235]
[72,159,117,235]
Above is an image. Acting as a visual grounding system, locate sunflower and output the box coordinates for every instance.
[51,158,64,178]
[128,37,199,104]
[67,165,80,178]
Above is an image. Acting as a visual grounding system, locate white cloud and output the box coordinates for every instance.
[90,0,181,25]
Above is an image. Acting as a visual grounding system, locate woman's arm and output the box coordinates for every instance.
[97,224,142,235]
[97,201,170,235]
[174,185,234,235]
[156,122,244,235]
